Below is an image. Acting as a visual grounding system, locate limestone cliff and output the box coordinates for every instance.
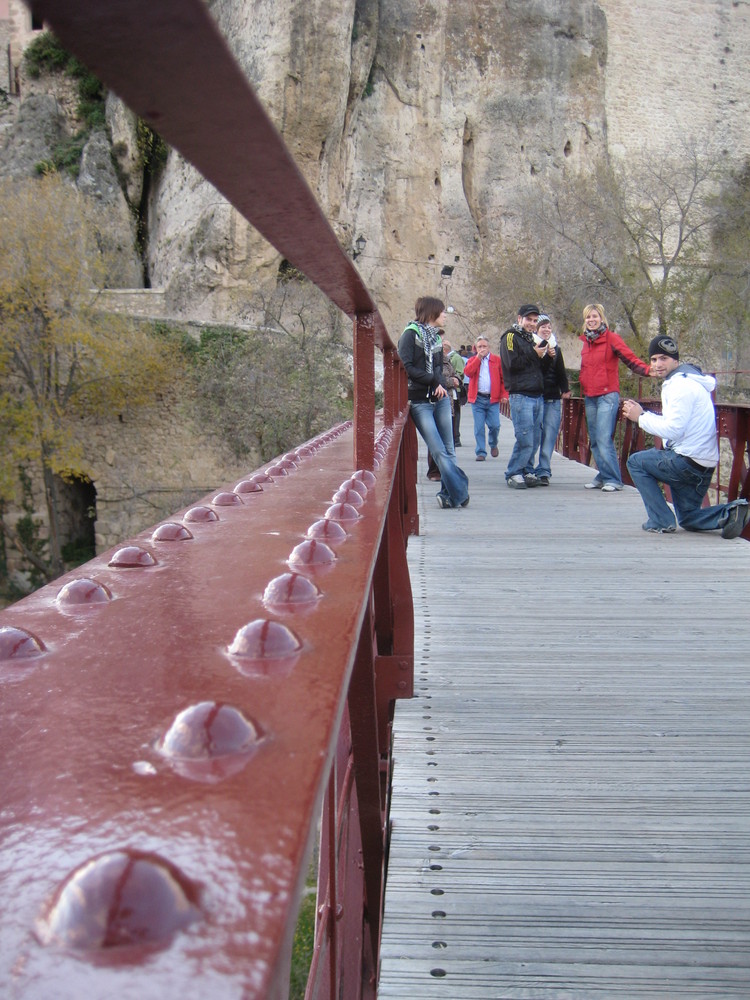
[3,0,750,337]
[144,0,750,337]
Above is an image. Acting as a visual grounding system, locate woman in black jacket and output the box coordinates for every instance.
[397,296,469,509]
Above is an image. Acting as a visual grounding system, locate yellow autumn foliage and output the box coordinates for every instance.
[0,174,180,505]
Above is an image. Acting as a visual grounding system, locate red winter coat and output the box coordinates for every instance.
[579,329,650,397]
[463,352,507,403]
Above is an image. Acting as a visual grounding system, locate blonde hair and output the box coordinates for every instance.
[582,303,608,332]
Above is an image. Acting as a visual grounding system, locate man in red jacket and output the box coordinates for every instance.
[463,336,508,461]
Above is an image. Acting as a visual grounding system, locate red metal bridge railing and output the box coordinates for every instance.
[1,2,421,998]
[499,394,749,534]
[559,396,750,528]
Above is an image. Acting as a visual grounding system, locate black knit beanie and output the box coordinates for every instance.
[648,335,679,360]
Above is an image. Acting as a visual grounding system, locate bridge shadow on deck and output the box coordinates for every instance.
[378,430,750,998]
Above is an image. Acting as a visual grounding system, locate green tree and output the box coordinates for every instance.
[0,174,178,580]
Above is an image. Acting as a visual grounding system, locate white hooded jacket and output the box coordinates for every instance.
[638,365,719,467]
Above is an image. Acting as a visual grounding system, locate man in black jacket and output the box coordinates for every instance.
[499,304,547,488]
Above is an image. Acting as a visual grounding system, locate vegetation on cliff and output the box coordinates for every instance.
[0,174,180,584]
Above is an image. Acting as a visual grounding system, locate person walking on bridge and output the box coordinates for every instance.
[398,297,470,509]
[463,336,507,462]
[580,303,651,492]
[622,335,750,537]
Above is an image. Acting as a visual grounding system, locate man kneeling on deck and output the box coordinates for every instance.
[622,336,749,538]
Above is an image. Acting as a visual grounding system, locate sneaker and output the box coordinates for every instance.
[476,454,486,462]
[584,481,602,490]
[459,496,470,508]
[601,483,622,492]
[523,474,539,488]
[507,475,527,489]
[490,446,499,458]
[721,500,750,539]
[436,495,451,509]
[537,476,550,486]
[642,522,676,534]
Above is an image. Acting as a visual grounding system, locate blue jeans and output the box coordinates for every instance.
[626,448,734,531]
[471,396,500,457]
[506,394,543,480]
[533,398,562,478]
[409,397,469,507]
[584,392,622,486]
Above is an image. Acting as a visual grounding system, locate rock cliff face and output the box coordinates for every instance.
[3,0,750,335]
[141,0,750,337]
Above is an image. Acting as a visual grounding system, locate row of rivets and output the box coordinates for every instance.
[2,418,368,953]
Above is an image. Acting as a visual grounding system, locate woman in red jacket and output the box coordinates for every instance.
[579,304,651,491]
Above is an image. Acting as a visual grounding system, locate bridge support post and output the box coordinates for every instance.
[354,313,376,471]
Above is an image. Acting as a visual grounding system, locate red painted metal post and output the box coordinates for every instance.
[382,346,401,428]
[354,313,376,472]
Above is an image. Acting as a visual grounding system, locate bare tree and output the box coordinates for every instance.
[530,141,728,350]
[192,277,353,463]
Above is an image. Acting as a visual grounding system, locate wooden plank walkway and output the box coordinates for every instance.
[378,428,750,999]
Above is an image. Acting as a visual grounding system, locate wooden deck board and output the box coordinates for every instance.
[378,432,750,998]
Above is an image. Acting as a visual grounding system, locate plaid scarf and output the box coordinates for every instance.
[417,323,441,374]
[585,324,607,342]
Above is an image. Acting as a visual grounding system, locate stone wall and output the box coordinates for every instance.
[0,1,9,93]
[599,0,750,158]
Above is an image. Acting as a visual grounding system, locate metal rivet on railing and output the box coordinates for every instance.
[227,619,303,676]
[212,491,243,507]
[306,519,348,545]
[233,480,263,495]
[36,849,201,950]
[332,487,364,508]
[108,546,157,568]
[324,502,361,523]
[353,469,376,488]
[152,523,194,542]
[288,539,336,570]
[345,477,368,497]
[278,459,298,472]
[266,464,288,478]
[0,625,46,660]
[250,473,274,486]
[263,572,322,612]
[283,451,301,463]
[184,506,220,523]
[156,701,263,783]
[57,578,113,607]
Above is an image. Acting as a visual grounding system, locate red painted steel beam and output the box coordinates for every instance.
[0,420,410,998]
[27,0,394,353]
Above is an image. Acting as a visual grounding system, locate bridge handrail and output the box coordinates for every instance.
[558,396,750,507]
[499,395,749,515]
[2,1,419,997]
